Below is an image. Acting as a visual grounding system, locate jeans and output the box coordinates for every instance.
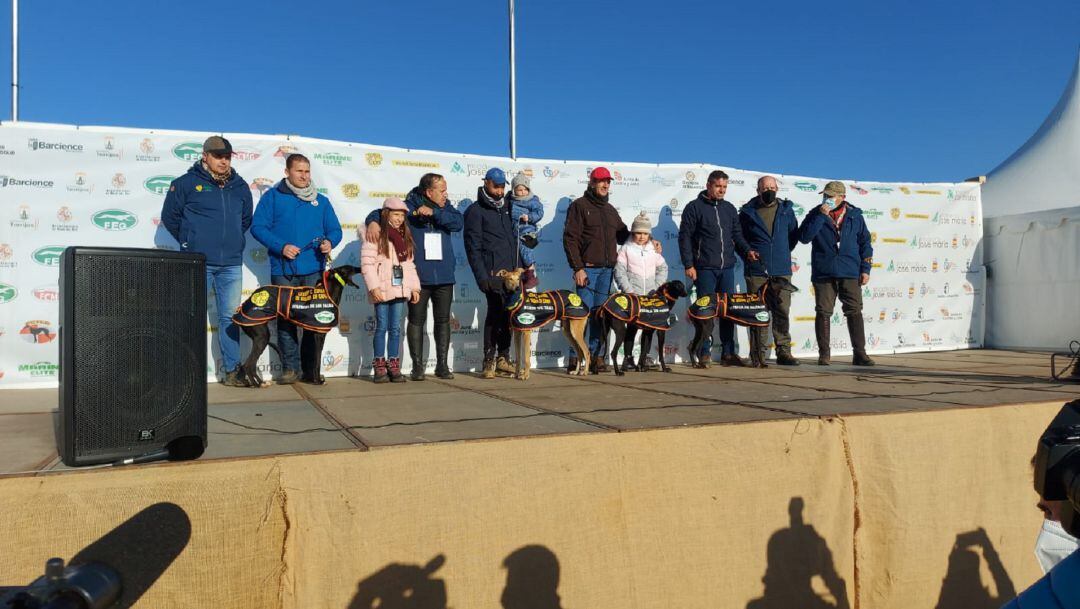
[374,298,407,359]
[271,272,320,373]
[576,267,614,356]
[483,289,512,360]
[206,264,242,373]
[694,267,737,355]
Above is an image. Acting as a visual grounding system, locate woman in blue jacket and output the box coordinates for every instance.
[797,181,874,367]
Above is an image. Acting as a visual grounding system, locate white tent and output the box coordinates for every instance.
[982,51,1080,351]
[982,51,1080,217]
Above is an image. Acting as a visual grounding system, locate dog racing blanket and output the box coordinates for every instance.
[232,284,338,333]
[507,289,589,330]
[687,289,770,327]
[601,293,674,330]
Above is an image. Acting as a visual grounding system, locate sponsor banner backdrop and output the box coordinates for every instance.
[0,123,984,387]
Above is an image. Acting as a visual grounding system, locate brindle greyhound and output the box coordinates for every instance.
[499,268,591,380]
[232,265,362,387]
[600,281,687,375]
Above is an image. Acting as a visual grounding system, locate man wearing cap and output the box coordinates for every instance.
[797,180,875,366]
[364,173,463,380]
[251,153,343,384]
[464,168,519,379]
[563,167,630,372]
[679,170,758,367]
[161,136,253,386]
[739,175,801,367]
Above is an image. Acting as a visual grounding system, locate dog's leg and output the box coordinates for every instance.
[657,329,671,372]
[610,318,626,376]
[630,326,643,373]
[521,329,532,381]
[689,320,707,369]
[565,320,588,375]
[243,324,270,387]
[309,332,326,384]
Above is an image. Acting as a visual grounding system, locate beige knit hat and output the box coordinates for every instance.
[631,211,652,234]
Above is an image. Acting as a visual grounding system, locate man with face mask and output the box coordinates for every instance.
[740,176,801,367]
[251,153,343,384]
[464,168,519,379]
[1035,497,1079,575]
[563,167,630,372]
[161,136,253,386]
[797,181,874,366]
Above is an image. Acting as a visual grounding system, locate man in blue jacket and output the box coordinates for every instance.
[160,136,252,386]
[463,168,518,379]
[679,170,759,366]
[251,153,343,384]
[364,173,463,380]
[797,181,875,366]
[739,175,801,367]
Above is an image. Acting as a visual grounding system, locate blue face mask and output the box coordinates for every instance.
[824,197,837,210]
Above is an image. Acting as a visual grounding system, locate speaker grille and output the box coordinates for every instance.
[61,248,207,464]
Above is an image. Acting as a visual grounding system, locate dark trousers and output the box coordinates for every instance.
[482,290,512,360]
[746,275,794,358]
[813,278,863,317]
[270,272,321,373]
[407,283,454,364]
[694,267,737,355]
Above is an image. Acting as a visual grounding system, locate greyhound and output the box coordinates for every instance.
[600,281,687,375]
[499,268,591,380]
[231,265,362,387]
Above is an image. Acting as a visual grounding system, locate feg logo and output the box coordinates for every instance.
[92,209,138,231]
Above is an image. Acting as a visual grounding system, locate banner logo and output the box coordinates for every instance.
[144,175,176,195]
[92,209,138,231]
[32,246,64,267]
[0,283,16,304]
[172,142,203,162]
[20,320,56,343]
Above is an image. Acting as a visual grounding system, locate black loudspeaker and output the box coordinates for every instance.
[59,247,208,466]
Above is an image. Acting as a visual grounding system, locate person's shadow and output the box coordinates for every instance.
[933,528,1015,609]
[347,554,448,609]
[500,545,564,609]
[746,497,850,609]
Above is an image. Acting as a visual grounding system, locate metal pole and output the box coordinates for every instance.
[508,0,516,159]
[11,0,18,121]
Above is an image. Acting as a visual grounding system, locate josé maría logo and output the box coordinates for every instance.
[92,209,138,231]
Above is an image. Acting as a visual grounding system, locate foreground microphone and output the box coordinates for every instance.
[111,436,205,467]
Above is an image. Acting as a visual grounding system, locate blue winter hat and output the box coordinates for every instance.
[484,167,507,185]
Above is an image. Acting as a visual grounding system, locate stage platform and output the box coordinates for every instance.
[1,349,1076,477]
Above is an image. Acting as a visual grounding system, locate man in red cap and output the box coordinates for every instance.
[562,167,629,372]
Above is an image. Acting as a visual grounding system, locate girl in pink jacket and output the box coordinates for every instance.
[614,212,669,370]
[361,198,421,383]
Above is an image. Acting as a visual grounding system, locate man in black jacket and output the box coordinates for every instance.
[464,168,518,379]
[562,166,629,372]
[679,170,759,366]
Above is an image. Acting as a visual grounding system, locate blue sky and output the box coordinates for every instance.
[0,0,1076,183]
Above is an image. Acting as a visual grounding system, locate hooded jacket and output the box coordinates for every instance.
[160,162,253,266]
[738,196,800,277]
[562,189,629,270]
[251,180,343,277]
[797,202,874,282]
[678,191,749,270]
[365,187,463,285]
[463,186,519,291]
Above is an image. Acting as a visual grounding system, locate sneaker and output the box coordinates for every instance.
[481,359,496,379]
[278,369,299,385]
[720,354,748,367]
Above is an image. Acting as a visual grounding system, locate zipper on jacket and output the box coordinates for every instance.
[220,185,227,264]
[714,204,725,269]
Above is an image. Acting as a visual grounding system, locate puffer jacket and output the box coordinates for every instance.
[614,241,668,294]
[360,239,421,300]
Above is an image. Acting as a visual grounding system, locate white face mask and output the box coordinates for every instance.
[1035,518,1079,574]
